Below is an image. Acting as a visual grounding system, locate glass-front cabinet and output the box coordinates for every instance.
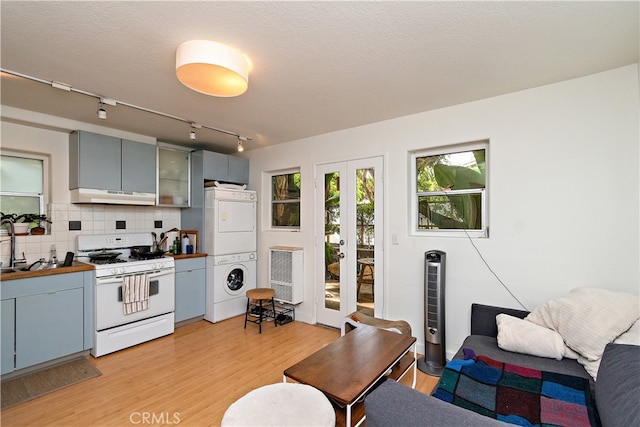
[157,143,191,207]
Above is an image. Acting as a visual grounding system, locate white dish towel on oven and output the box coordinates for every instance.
[123,273,150,315]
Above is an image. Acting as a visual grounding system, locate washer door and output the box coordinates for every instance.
[224,264,248,296]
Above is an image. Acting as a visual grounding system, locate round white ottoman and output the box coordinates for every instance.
[221,383,335,426]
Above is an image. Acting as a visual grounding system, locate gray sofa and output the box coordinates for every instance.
[365,303,640,427]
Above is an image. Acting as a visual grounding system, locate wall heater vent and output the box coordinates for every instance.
[417,250,447,376]
[269,246,304,304]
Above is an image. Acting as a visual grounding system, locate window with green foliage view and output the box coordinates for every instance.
[415,146,487,235]
[0,154,45,220]
[272,172,301,228]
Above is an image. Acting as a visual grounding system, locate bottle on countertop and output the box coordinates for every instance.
[181,234,189,255]
[173,237,180,255]
[49,245,58,268]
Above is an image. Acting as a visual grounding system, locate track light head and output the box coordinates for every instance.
[189,128,196,140]
[97,102,107,120]
[237,137,244,152]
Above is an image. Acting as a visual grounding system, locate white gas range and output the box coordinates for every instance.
[77,233,175,357]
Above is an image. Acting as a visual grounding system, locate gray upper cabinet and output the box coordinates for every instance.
[203,151,228,181]
[203,150,249,184]
[69,131,121,190]
[228,155,250,184]
[69,130,156,193]
[122,139,157,193]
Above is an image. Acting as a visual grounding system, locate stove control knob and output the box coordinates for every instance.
[110,268,118,275]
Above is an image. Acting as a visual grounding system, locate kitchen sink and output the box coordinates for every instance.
[1,263,67,274]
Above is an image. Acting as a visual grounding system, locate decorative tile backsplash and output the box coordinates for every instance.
[0,203,181,266]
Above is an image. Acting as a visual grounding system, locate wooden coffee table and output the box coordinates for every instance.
[284,325,416,427]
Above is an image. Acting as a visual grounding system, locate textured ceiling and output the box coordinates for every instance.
[1,1,638,154]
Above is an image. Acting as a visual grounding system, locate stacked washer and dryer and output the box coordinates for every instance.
[203,187,257,323]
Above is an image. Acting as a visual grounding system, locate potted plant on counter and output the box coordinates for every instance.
[0,212,51,235]
[23,213,51,235]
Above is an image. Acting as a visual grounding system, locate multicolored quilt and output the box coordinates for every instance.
[432,351,600,426]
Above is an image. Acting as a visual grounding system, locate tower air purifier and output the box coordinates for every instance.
[417,250,447,376]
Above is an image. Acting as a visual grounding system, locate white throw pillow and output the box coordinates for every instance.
[525,288,640,362]
[496,314,566,360]
[615,319,640,345]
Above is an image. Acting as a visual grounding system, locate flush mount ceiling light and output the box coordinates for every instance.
[176,40,249,97]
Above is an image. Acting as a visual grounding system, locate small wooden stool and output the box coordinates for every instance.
[244,288,277,334]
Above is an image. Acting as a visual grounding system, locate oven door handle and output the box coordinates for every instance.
[96,269,174,285]
[96,277,126,285]
[147,269,175,280]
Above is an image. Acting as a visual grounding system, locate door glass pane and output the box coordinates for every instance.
[324,172,340,311]
[356,168,374,316]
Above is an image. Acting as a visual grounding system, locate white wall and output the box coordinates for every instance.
[0,111,180,265]
[2,65,638,358]
[245,64,640,358]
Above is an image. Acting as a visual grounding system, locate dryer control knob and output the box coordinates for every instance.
[249,253,255,260]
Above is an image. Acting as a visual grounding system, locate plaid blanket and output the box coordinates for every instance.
[432,351,599,426]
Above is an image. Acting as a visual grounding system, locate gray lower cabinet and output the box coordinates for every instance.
[1,299,15,374]
[16,288,84,369]
[175,257,206,323]
[1,271,92,374]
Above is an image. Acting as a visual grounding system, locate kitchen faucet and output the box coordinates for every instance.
[1,219,27,268]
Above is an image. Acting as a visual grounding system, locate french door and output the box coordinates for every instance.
[316,156,383,328]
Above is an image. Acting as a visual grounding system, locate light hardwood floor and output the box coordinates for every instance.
[1,316,439,426]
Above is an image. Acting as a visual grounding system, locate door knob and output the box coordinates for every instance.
[339,253,345,259]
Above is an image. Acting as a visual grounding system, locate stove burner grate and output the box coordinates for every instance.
[90,258,127,265]
[129,252,166,260]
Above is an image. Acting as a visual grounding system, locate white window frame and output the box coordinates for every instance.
[269,168,301,230]
[410,141,488,238]
[0,150,50,219]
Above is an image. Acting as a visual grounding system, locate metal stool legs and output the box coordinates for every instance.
[244,293,277,334]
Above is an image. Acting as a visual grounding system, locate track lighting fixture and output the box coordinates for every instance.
[2,68,252,146]
[97,101,107,120]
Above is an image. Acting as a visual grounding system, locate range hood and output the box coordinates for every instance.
[70,188,156,205]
